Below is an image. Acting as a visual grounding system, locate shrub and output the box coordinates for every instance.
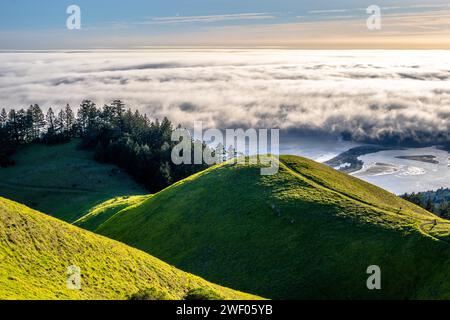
[184,288,224,300]
[128,287,171,300]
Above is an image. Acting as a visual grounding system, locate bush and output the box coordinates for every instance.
[128,287,171,300]
[184,288,224,300]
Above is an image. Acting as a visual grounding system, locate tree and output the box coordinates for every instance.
[5,108,31,144]
[42,106,72,145]
[160,117,173,137]
[0,100,211,193]
[27,104,45,140]
[56,108,66,135]
[103,100,125,124]
[215,143,226,163]
[46,108,56,136]
[7,109,20,143]
[438,202,450,219]
[425,197,434,212]
[77,100,98,135]
[63,104,75,136]
[111,100,125,117]
[0,108,7,128]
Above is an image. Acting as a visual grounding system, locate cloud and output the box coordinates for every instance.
[308,3,450,16]
[308,9,352,14]
[0,50,449,145]
[143,13,276,25]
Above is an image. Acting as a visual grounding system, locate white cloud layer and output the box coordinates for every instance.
[0,49,449,145]
[146,13,276,24]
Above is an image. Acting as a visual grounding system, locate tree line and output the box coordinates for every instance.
[0,100,210,192]
[401,189,450,220]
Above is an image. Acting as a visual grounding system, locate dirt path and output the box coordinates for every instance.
[419,221,450,243]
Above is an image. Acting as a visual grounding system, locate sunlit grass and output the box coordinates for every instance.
[0,197,260,300]
[94,156,450,299]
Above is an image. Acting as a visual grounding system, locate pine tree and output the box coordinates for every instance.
[56,108,66,134]
[0,108,7,128]
[7,109,20,143]
[111,100,125,118]
[46,108,56,135]
[103,100,125,125]
[64,104,75,136]
[160,117,173,141]
[27,104,45,140]
[425,197,434,213]
[77,100,98,135]
[438,202,450,219]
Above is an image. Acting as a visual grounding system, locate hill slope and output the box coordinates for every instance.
[75,195,151,231]
[0,197,258,300]
[92,156,450,299]
[0,140,146,222]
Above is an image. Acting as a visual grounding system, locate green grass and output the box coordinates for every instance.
[74,195,151,231]
[91,156,450,299]
[0,197,259,300]
[0,140,146,222]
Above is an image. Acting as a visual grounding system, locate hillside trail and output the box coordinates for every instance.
[419,221,450,243]
[279,159,450,244]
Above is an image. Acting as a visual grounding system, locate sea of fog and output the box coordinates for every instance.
[0,49,449,146]
[1,49,449,194]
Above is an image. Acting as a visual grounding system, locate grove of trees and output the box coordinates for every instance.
[0,100,210,192]
[401,189,450,219]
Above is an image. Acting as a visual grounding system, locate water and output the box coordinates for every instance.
[279,134,450,194]
[353,147,450,194]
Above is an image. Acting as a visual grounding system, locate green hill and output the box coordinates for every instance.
[0,197,258,300]
[74,195,151,231]
[89,155,450,299]
[0,140,146,222]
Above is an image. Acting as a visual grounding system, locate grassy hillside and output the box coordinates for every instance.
[0,140,146,222]
[75,195,151,231]
[92,156,450,299]
[0,197,258,300]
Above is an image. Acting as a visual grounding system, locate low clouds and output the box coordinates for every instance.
[0,50,449,145]
[146,13,276,25]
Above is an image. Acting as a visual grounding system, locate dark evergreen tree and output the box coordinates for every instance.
[438,202,450,219]
[425,198,434,212]
[0,100,212,193]
[7,109,20,144]
[77,100,98,135]
[46,108,56,135]
[28,104,45,141]
[63,104,75,136]
[0,108,7,128]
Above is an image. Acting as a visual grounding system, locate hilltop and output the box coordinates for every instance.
[0,197,258,300]
[88,155,450,299]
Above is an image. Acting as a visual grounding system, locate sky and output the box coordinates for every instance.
[1,0,450,49]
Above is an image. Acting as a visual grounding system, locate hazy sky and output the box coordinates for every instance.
[1,0,450,49]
